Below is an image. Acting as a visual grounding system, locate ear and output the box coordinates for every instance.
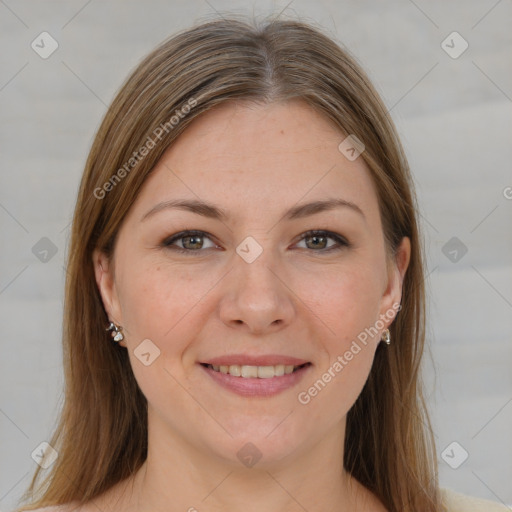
[378,236,411,328]
[92,248,126,347]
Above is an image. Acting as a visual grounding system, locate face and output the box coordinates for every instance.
[94,100,410,468]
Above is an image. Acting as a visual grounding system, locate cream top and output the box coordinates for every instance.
[441,488,510,511]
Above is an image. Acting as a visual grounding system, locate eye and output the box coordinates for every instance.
[162,229,349,255]
[162,230,219,253]
[295,230,349,252]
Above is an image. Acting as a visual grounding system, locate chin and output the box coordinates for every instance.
[202,416,308,469]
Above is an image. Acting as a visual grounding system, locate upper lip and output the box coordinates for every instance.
[200,354,310,367]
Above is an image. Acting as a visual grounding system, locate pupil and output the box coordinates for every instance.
[309,235,325,249]
[186,235,202,249]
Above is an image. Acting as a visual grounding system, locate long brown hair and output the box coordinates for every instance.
[17,15,441,512]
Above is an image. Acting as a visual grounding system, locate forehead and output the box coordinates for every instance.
[126,100,381,226]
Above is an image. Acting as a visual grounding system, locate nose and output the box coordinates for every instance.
[218,246,296,335]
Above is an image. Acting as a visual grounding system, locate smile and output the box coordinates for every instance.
[199,362,312,397]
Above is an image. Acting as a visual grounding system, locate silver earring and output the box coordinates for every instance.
[381,329,391,345]
[106,321,124,343]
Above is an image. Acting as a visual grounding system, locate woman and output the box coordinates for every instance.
[16,16,508,512]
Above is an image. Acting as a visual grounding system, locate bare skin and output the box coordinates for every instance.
[89,99,409,512]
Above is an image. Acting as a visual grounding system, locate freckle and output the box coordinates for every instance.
[280,129,284,135]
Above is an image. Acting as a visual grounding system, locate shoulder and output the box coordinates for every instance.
[441,487,510,511]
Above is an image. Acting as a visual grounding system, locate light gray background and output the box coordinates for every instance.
[1,1,511,510]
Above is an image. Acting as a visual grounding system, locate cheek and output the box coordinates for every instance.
[296,270,380,425]
[298,260,383,403]
[116,258,224,381]
[118,259,207,337]
[304,260,384,344]
[116,262,207,404]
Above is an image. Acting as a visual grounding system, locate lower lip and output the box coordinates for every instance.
[199,363,312,397]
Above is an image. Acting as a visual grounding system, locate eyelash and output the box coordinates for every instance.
[161,229,350,255]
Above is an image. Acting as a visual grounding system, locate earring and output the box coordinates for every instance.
[106,321,124,343]
[381,328,391,345]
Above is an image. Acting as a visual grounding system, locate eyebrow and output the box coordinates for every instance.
[140,197,365,223]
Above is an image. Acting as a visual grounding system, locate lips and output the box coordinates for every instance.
[198,354,312,397]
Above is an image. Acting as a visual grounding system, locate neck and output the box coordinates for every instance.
[94,411,376,512]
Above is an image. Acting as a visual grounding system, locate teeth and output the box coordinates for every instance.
[241,365,258,378]
[274,365,285,377]
[258,366,276,378]
[229,365,241,377]
[207,363,304,378]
